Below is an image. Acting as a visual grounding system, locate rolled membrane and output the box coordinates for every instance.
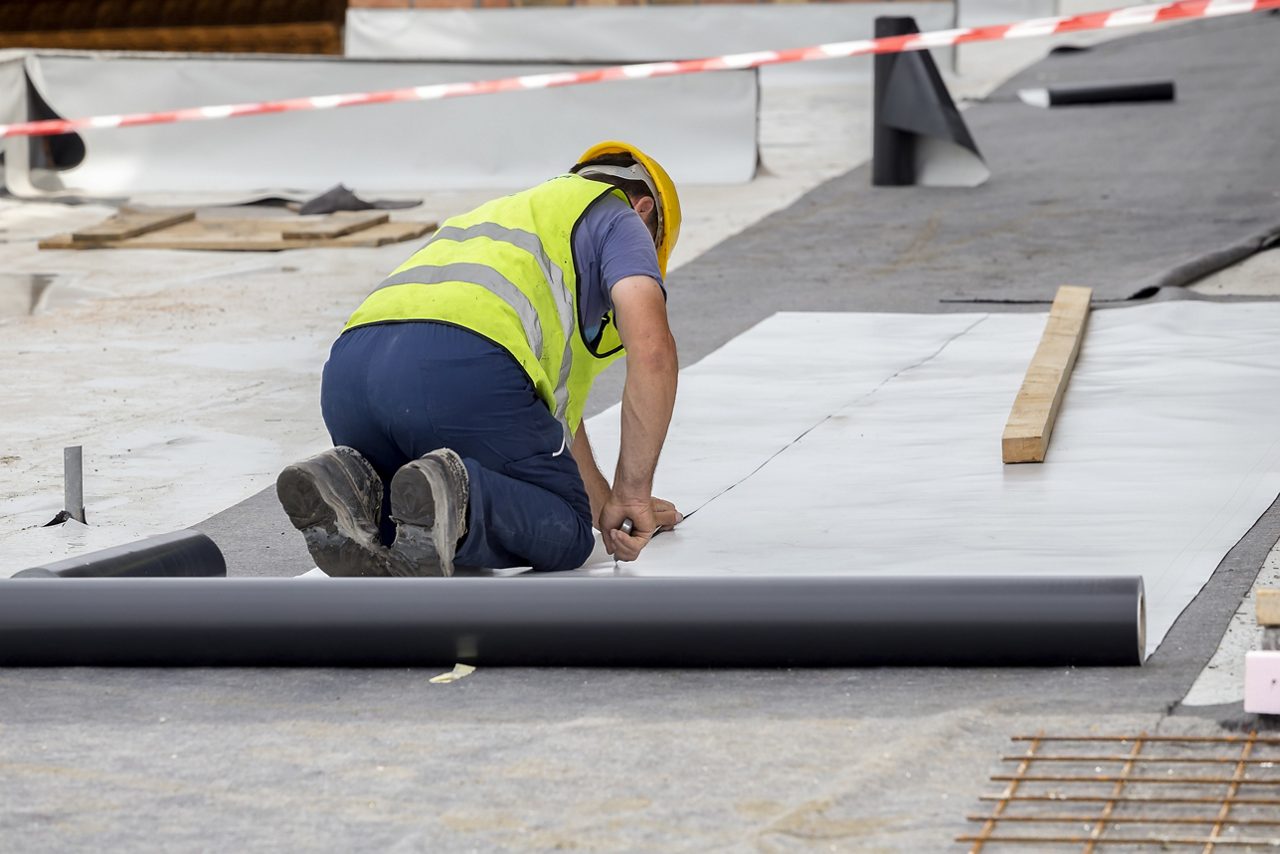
[9,530,226,579]
[1018,81,1175,107]
[0,575,1144,667]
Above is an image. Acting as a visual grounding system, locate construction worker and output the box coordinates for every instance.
[276,141,683,577]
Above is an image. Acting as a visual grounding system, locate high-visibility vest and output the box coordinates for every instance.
[344,174,630,438]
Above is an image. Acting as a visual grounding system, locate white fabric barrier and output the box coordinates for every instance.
[0,51,25,126]
[956,0,1059,29]
[579,302,1280,658]
[9,52,758,195]
[345,4,957,83]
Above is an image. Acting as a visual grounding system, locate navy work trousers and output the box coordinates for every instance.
[320,322,595,572]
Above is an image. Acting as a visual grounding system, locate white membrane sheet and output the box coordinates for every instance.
[346,4,956,84]
[15,53,757,194]
[580,303,1280,658]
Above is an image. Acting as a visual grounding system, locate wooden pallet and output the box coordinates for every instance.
[39,210,437,252]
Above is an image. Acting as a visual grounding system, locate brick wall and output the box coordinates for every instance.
[352,0,884,7]
[0,0,346,53]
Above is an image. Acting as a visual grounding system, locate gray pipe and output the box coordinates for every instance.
[10,530,225,579]
[0,575,1144,667]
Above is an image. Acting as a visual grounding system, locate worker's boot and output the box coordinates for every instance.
[388,448,469,577]
[276,446,393,577]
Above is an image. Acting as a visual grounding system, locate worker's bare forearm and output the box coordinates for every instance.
[608,275,678,509]
[614,333,678,500]
[571,424,612,527]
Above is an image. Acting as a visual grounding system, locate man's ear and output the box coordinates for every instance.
[632,196,656,220]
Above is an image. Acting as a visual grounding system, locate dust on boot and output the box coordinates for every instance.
[276,446,393,577]
[389,448,470,577]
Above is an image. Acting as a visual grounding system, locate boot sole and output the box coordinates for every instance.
[276,452,390,578]
[390,450,468,577]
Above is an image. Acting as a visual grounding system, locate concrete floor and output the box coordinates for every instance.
[2,11,1280,852]
[0,79,873,573]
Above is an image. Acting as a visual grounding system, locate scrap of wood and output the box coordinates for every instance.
[40,217,436,251]
[1001,285,1093,464]
[282,211,388,240]
[328,221,436,248]
[1258,590,1280,626]
[70,209,195,243]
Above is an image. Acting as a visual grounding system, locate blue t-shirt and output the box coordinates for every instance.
[571,192,664,344]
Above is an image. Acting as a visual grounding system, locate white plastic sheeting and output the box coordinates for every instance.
[580,302,1280,658]
[8,52,758,195]
[0,51,25,125]
[345,3,957,83]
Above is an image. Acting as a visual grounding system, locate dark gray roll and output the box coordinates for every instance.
[0,575,1144,667]
[10,530,225,579]
[1047,81,1175,106]
[1019,81,1175,107]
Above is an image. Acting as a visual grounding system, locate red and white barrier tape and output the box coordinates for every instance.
[2,0,1275,139]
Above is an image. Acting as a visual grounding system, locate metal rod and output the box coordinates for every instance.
[971,734,1280,850]
[1204,734,1257,854]
[966,815,1280,828]
[1000,755,1280,765]
[1084,734,1144,854]
[971,734,1041,854]
[956,834,1280,847]
[1012,735,1280,745]
[63,445,84,524]
[991,774,1280,786]
[0,575,1145,667]
[980,794,1280,806]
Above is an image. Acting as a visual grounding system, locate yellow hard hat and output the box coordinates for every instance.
[574,140,682,278]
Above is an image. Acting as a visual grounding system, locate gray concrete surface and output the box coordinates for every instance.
[5,14,1280,853]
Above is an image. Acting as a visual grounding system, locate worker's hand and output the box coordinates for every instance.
[600,496,658,563]
[651,497,684,529]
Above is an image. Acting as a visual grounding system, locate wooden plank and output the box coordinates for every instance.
[328,220,436,247]
[1001,285,1092,464]
[70,209,195,243]
[41,217,436,252]
[281,211,388,240]
[1258,590,1280,626]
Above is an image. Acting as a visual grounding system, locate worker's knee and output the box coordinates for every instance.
[532,516,595,573]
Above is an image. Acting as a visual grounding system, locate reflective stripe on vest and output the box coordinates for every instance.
[345,175,627,438]
[371,222,580,431]
[376,261,546,362]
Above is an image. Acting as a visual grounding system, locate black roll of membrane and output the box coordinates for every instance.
[871,16,919,186]
[10,530,225,579]
[1018,81,1176,108]
[0,575,1144,667]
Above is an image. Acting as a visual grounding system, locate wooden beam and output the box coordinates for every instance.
[1001,285,1093,464]
[71,209,195,243]
[327,221,438,248]
[1258,590,1280,626]
[282,211,389,240]
[41,217,436,252]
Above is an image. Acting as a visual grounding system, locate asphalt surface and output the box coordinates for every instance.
[5,15,1280,851]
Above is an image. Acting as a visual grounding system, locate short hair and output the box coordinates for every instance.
[571,153,654,205]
